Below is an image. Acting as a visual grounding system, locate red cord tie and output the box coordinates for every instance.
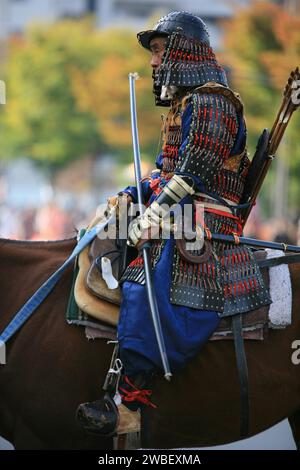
[120,377,157,409]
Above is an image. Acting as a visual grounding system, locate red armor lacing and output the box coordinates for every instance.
[203,207,243,236]
[119,376,157,409]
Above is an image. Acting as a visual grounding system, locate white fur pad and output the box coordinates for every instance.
[266,249,292,328]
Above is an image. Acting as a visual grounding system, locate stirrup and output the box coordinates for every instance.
[76,393,119,436]
[77,342,124,436]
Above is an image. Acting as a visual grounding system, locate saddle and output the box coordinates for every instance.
[86,235,123,305]
[74,205,137,326]
[74,243,120,326]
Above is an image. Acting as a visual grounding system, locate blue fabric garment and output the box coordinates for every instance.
[121,178,153,204]
[118,237,221,374]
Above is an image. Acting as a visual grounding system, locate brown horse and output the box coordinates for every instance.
[0,236,299,450]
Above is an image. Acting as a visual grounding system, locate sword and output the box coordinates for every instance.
[128,72,172,381]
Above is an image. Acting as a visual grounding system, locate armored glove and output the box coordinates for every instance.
[128,201,164,247]
[107,193,132,210]
[128,174,195,247]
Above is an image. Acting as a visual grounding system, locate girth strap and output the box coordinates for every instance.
[232,313,250,438]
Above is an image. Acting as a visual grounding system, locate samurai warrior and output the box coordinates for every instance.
[77,11,271,435]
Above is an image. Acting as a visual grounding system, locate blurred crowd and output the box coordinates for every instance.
[244,205,300,245]
[0,202,88,241]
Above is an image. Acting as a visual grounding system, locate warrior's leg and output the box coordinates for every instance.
[76,348,157,436]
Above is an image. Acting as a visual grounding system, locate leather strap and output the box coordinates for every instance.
[258,253,300,268]
[195,192,238,207]
[232,314,250,438]
[195,193,238,215]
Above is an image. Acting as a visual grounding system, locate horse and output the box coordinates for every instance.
[0,236,299,450]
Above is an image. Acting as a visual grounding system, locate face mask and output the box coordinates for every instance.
[160,85,179,101]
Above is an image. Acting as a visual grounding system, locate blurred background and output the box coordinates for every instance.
[0,0,299,242]
[0,0,299,451]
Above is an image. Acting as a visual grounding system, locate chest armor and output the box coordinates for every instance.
[121,91,271,315]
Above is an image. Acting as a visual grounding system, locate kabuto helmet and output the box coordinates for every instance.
[137,11,228,106]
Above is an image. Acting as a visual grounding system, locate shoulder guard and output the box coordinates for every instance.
[175,87,240,189]
[194,82,244,115]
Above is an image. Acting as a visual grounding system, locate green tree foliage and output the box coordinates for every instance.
[71,28,162,163]
[0,20,103,171]
[0,19,162,172]
[222,1,300,217]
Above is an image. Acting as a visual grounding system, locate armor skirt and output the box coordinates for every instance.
[118,237,220,374]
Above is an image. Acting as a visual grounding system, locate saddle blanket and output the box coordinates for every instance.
[266,249,292,328]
